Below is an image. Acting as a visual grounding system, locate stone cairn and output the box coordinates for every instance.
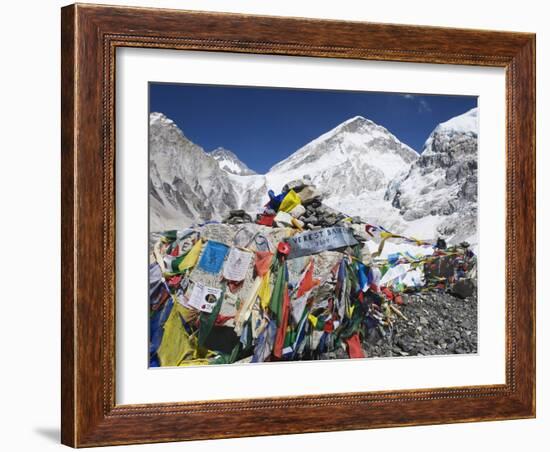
[222,179,364,237]
[222,209,253,225]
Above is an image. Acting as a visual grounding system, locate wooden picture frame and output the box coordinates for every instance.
[61,3,536,447]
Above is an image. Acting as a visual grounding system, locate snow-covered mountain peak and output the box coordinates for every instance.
[437,107,478,135]
[210,147,257,176]
[148,113,246,232]
[149,111,196,150]
[149,108,478,244]
[422,108,478,155]
[297,115,408,153]
[386,107,479,244]
[269,115,417,176]
[336,115,374,130]
[150,111,176,127]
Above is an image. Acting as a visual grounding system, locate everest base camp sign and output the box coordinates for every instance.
[286,226,358,259]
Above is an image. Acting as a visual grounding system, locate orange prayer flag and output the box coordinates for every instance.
[254,251,273,277]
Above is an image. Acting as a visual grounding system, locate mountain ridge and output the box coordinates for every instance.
[386,107,479,244]
[149,109,478,244]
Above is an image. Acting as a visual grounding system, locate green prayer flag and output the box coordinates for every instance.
[198,284,226,347]
[171,253,187,273]
[270,260,286,325]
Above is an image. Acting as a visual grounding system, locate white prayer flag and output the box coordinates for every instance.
[222,248,253,282]
[187,281,222,313]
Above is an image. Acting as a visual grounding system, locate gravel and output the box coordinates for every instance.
[363,290,478,358]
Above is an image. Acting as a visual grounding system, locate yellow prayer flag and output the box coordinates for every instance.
[178,358,211,366]
[258,270,272,310]
[157,303,215,366]
[178,239,203,272]
[235,276,263,335]
[279,190,301,213]
[157,303,197,366]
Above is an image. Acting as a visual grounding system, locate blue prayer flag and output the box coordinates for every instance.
[357,262,370,292]
[198,241,229,274]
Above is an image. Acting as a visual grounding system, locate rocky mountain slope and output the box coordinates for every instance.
[385,108,478,244]
[149,109,478,245]
[149,113,241,232]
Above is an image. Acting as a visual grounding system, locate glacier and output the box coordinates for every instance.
[149,108,478,245]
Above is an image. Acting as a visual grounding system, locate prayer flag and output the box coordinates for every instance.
[157,303,200,366]
[270,261,286,324]
[273,284,290,358]
[187,282,223,313]
[198,241,229,274]
[278,189,301,213]
[175,238,203,272]
[254,251,273,277]
[297,260,320,297]
[258,270,272,310]
[345,333,365,359]
[223,247,253,282]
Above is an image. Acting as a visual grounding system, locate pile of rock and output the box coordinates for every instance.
[301,203,349,229]
[223,209,253,225]
[220,179,370,248]
[273,179,362,229]
[359,290,478,358]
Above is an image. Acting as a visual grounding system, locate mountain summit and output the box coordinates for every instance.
[385,107,479,244]
[270,115,417,176]
[210,147,257,176]
[149,110,478,244]
[149,112,241,232]
[263,115,418,231]
[422,107,478,156]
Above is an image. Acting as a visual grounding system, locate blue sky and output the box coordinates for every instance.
[149,83,477,174]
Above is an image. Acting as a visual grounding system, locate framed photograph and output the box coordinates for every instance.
[61,3,536,447]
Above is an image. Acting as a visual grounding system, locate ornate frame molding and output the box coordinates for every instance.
[61,4,535,447]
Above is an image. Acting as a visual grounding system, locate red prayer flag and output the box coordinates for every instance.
[345,333,365,359]
[273,284,290,358]
[382,287,394,301]
[214,315,234,326]
[257,214,275,226]
[227,280,244,293]
[297,260,320,298]
[166,274,183,288]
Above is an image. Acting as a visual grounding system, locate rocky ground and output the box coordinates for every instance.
[363,291,478,358]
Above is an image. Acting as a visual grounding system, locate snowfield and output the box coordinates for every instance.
[149,109,478,246]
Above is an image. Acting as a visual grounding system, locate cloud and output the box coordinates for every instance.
[418,98,432,113]
[399,93,431,113]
